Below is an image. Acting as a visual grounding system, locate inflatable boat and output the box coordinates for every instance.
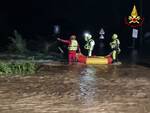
[76,54,113,65]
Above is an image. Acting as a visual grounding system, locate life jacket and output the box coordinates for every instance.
[68,40,78,51]
[84,39,95,50]
[110,39,120,49]
[110,39,121,53]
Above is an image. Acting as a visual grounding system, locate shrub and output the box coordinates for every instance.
[0,60,37,75]
[8,29,27,54]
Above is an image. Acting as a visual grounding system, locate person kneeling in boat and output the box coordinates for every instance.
[109,33,121,63]
[84,33,95,57]
[57,35,81,64]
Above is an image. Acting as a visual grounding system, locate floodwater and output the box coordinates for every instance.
[0,62,150,113]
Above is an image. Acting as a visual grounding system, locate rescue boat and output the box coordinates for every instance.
[76,53,113,65]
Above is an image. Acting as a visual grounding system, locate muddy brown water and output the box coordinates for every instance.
[0,63,150,113]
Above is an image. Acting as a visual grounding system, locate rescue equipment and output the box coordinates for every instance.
[76,54,112,64]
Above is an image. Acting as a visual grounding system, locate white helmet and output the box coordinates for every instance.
[84,33,92,41]
[112,34,118,40]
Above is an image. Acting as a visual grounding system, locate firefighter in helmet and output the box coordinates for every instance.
[109,33,121,63]
[84,33,95,56]
[57,35,81,64]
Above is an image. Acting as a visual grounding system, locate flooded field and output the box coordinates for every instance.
[0,63,150,113]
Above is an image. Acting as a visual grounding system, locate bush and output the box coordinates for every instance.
[0,60,37,75]
[8,29,27,54]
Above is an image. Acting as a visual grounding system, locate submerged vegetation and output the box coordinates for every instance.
[0,60,37,75]
[0,29,65,76]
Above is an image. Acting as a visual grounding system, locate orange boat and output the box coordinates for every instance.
[76,54,113,65]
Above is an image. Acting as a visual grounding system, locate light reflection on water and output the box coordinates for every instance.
[79,66,97,106]
[1,63,150,113]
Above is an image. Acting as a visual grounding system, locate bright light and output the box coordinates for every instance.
[54,25,60,34]
[84,32,90,37]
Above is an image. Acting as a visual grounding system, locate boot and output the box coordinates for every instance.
[112,59,117,64]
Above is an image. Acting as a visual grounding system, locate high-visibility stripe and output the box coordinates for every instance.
[68,40,78,51]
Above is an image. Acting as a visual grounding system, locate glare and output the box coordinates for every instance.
[84,32,90,37]
[54,25,60,34]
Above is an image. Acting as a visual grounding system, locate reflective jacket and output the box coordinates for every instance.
[84,39,95,50]
[110,38,120,50]
[68,40,78,51]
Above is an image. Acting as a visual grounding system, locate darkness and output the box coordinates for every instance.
[0,0,150,54]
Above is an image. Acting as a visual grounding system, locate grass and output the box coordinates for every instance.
[0,60,37,75]
[0,52,65,76]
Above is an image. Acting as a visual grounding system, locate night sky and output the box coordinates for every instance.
[0,0,150,51]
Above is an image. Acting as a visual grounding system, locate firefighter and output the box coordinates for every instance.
[109,33,121,63]
[57,35,81,64]
[84,33,95,56]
